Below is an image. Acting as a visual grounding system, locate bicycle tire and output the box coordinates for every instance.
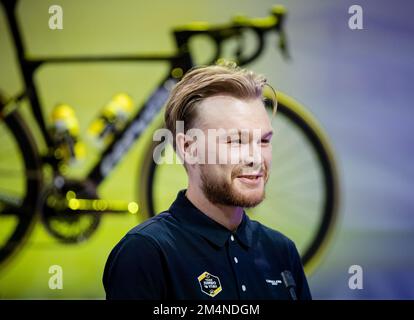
[0,101,42,267]
[138,91,339,274]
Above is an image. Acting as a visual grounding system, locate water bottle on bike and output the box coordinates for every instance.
[87,93,133,149]
[49,103,86,166]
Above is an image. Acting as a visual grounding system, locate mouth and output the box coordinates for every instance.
[235,173,264,186]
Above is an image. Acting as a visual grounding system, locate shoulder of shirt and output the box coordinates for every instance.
[249,218,296,250]
[121,211,174,246]
[249,219,301,268]
[118,212,298,255]
[103,214,173,281]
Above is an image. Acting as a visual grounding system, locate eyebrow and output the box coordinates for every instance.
[219,129,274,139]
[262,130,274,139]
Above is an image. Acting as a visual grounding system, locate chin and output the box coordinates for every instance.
[200,169,267,208]
[232,184,265,208]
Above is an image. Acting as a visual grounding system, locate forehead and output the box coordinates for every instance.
[195,95,272,132]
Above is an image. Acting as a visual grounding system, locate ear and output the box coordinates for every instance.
[176,132,199,166]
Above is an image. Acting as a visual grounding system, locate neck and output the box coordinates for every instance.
[185,184,244,232]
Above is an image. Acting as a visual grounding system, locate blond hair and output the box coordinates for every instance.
[165,61,275,150]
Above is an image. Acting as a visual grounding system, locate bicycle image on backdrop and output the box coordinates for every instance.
[0,0,340,297]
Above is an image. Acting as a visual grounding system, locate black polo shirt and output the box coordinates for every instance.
[103,190,312,300]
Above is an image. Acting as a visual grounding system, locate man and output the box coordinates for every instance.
[103,62,312,300]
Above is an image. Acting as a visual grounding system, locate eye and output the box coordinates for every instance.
[261,139,270,145]
[228,139,242,145]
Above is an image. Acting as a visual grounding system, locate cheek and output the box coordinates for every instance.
[262,147,272,168]
[205,164,231,180]
[205,141,229,165]
[215,164,236,183]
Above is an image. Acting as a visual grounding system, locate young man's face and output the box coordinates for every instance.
[190,95,274,208]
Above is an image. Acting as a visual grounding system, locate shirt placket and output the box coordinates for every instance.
[226,233,249,299]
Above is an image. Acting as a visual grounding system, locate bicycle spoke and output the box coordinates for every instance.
[272,173,320,189]
[269,191,322,206]
[271,158,317,183]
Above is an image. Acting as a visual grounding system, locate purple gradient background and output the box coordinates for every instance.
[264,0,414,299]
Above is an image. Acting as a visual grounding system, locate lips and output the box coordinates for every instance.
[236,172,264,186]
[237,172,263,179]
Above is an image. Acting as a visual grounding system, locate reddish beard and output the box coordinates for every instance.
[199,164,269,208]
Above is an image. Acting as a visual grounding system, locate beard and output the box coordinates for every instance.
[199,165,269,208]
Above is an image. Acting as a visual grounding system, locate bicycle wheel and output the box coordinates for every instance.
[138,91,339,274]
[0,100,42,267]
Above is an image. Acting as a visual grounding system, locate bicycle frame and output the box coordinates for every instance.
[1,0,196,187]
[1,0,286,188]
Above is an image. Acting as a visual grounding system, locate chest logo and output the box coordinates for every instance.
[197,271,222,297]
[266,279,282,286]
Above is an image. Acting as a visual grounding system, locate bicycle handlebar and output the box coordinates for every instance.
[0,0,288,73]
[173,5,289,66]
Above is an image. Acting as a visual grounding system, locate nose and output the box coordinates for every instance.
[241,142,263,169]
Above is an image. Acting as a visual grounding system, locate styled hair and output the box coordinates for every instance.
[164,60,275,150]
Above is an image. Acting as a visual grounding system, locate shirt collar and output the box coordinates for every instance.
[169,189,253,248]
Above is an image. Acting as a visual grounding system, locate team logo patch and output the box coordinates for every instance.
[197,271,222,297]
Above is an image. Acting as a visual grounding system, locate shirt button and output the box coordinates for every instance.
[230,235,235,241]
[234,257,238,264]
[241,285,247,292]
